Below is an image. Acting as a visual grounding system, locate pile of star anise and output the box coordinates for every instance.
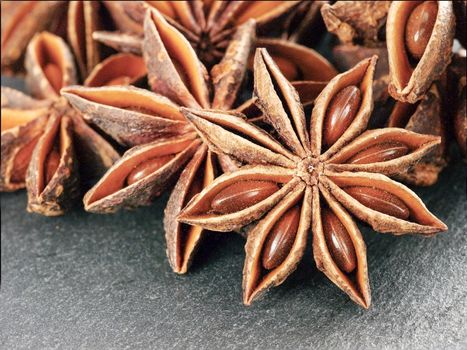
[1,1,465,308]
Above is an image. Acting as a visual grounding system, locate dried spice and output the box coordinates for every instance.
[101,0,303,67]
[1,1,63,74]
[1,87,50,191]
[2,1,104,77]
[386,85,448,186]
[178,50,447,307]
[63,9,258,273]
[386,1,455,103]
[83,52,146,87]
[321,2,391,108]
[1,31,123,215]
[1,0,461,309]
[325,4,452,186]
[333,49,450,186]
[321,1,391,46]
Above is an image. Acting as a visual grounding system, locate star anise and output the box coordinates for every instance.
[178,49,447,308]
[0,31,146,215]
[1,0,114,77]
[99,0,306,67]
[62,9,257,274]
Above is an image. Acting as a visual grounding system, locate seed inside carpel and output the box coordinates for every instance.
[343,186,410,220]
[211,180,279,214]
[126,155,174,186]
[323,85,362,147]
[105,76,130,86]
[262,206,300,270]
[11,137,40,183]
[272,55,299,81]
[405,1,437,60]
[45,149,61,184]
[322,208,357,273]
[347,142,409,164]
[43,63,63,93]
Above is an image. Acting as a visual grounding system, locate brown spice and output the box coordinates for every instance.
[1,31,126,215]
[178,50,447,308]
[387,1,455,103]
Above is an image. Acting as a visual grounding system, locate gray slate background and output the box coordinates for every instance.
[1,77,466,350]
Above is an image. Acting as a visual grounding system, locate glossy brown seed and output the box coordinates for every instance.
[45,149,60,184]
[105,76,131,86]
[43,63,63,94]
[126,155,174,186]
[322,208,357,273]
[405,1,438,60]
[347,142,410,164]
[11,137,40,183]
[323,85,362,147]
[343,186,410,220]
[262,206,300,270]
[272,55,299,81]
[211,180,279,214]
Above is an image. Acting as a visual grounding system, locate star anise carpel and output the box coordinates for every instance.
[178,49,447,308]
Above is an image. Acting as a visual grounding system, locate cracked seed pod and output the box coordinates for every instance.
[178,50,446,307]
[386,84,448,186]
[321,1,391,45]
[82,133,201,213]
[249,38,337,82]
[1,31,123,215]
[333,45,390,105]
[83,53,147,87]
[332,45,450,180]
[25,32,77,99]
[0,1,64,75]
[1,88,51,191]
[387,1,455,103]
[66,0,103,79]
[26,108,79,216]
[92,30,143,55]
[62,85,190,147]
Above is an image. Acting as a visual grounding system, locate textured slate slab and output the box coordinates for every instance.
[1,78,466,349]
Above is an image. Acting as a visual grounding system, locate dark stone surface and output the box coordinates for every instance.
[1,79,466,349]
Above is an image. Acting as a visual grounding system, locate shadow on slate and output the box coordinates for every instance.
[1,78,466,350]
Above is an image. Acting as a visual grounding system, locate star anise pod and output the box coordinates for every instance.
[99,0,305,67]
[62,9,258,274]
[1,0,114,77]
[178,49,447,308]
[0,31,143,215]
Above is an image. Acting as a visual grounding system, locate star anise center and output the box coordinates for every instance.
[295,156,322,186]
[194,31,224,67]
